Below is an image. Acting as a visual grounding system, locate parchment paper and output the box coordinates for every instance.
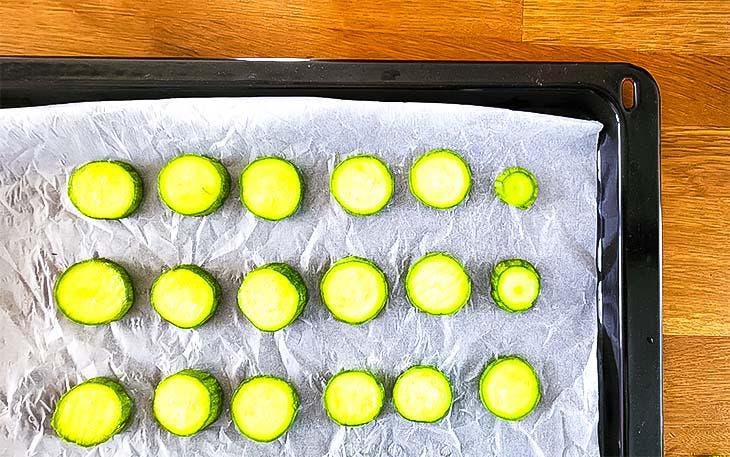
[0,97,602,457]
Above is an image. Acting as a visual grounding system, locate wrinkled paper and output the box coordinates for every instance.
[0,97,602,457]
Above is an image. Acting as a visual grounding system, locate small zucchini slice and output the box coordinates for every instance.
[323,370,384,426]
[479,356,541,421]
[54,258,134,325]
[231,375,299,442]
[393,366,452,423]
[409,149,472,209]
[51,377,133,447]
[158,154,231,216]
[237,263,308,332]
[150,265,220,329]
[405,252,471,315]
[330,155,394,216]
[494,167,539,209]
[68,160,143,219]
[490,259,541,312]
[320,256,388,325]
[240,157,303,221]
[153,369,222,436]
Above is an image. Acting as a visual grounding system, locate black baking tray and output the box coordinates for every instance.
[0,59,662,457]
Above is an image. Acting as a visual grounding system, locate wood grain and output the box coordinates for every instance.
[1,1,730,455]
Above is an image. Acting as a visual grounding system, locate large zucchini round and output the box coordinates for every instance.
[153,369,222,436]
[51,377,133,447]
[158,154,231,216]
[320,256,388,325]
[237,263,308,332]
[68,160,143,219]
[409,149,472,209]
[150,265,220,329]
[54,258,134,325]
[231,375,299,442]
[330,154,394,216]
[323,370,384,426]
[405,252,471,315]
[392,365,452,423]
[240,157,303,221]
[479,356,541,421]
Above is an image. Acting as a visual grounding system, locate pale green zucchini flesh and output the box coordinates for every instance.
[490,259,541,312]
[231,375,299,442]
[409,149,472,209]
[150,265,220,329]
[479,356,541,421]
[330,154,394,216]
[405,252,471,315]
[237,263,308,332]
[320,256,388,325]
[323,370,384,426]
[158,154,231,216]
[153,369,222,436]
[494,166,539,209]
[392,366,452,423]
[240,157,303,221]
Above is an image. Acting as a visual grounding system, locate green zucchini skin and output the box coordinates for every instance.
[408,148,473,210]
[237,262,308,332]
[53,258,134,325]
[323,369,385,426]
[230,375,299,443]
[51,377,134,447]
[152,369,222,436]
[478,356,541,421]
[150,264,221,329]
[239,156,304,221]
[319,256,389,325]
[68,160,144,220]
[489,258,541,313]
[392,365,453,423]
[494,166,539,210]
[404,251,471,316]
[157,154,231,217]
[330,154,395,217]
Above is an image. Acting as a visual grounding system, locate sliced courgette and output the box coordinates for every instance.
[392,365,452,423]
[51,377,133,447]
[153,369,222,436]
[479,356,541,421]
[323,370,384,426]
[320,256,388,325]
[54,258,134,325]
[237,263,308,332]
[330,154,394,216]
[409,149,472,209]
[68,160,143,219]
[490,259,541,312]
[150,265,220,329]
[405,252,471,315]
[158,154,231,216]
[240,157,303,221]
[494,167,539,209]
[231,375,299,442]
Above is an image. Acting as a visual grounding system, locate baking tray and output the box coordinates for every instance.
[0,58,662,457]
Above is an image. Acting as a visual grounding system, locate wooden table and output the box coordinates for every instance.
[2,1,729,455]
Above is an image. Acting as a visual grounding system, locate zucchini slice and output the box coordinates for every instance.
[54,258,134,325]
[231,375,299,442]
[51,377,133,447]
[330,155,394,216]
[479,356,541,421]
[150,265,220,329]
[158,154,231,216]
[490,259,541,312]
[237,263,308,332]
[153,369,222,436]
[323,370,384,426]
[409,149,472,209]
[405,252,471,315]
[240,157,303,221]
[320,256,388,325]
[494,167,539,209]
[68,160,143,219]
[392,366,452,423]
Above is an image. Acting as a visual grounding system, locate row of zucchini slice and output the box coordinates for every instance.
[67,150,539,220]
[52,358,541,447]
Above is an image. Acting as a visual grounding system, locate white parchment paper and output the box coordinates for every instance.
[0,97,602,457]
